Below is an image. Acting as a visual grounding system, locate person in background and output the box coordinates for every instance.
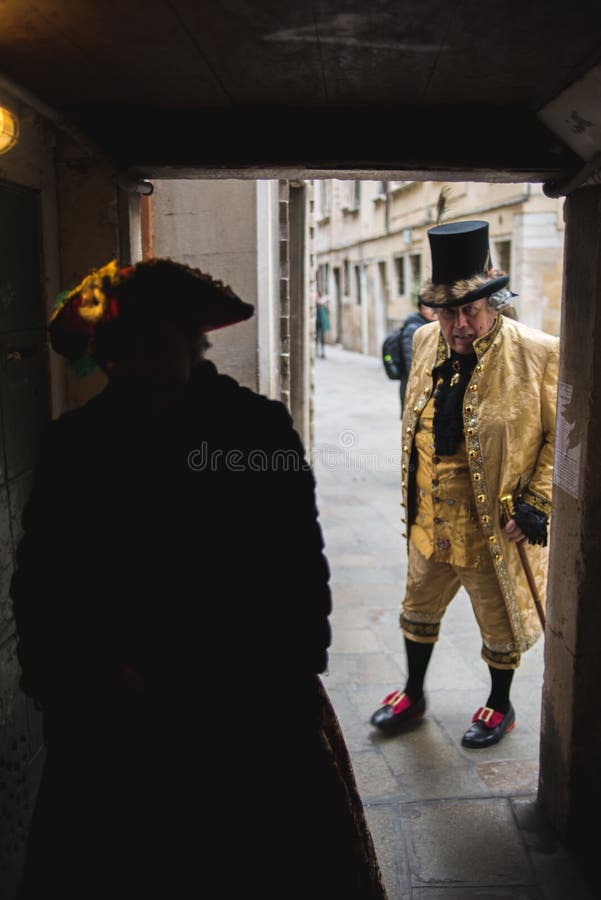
[370,220,558,750]
[12,258,386,899]
[398,299,439,412]
[316,290,331,358]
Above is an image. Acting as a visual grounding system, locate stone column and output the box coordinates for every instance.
[289,182,310,448]
[540,185,601,881]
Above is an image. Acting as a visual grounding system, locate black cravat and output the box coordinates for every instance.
[432,351,477,456]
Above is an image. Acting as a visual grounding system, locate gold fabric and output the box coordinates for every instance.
[401,542,521,669]
[412,394,490,567]
[400,314,559,654]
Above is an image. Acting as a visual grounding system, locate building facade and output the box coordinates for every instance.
[313,179,565,355]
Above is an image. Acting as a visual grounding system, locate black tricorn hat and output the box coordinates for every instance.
[48,258,255,376]
[419,220,509,309]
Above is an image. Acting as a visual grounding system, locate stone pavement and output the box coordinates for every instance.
[312,344,594,900]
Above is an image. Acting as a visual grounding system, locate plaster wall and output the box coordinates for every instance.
[512,210,564,333]
[150,179,269,393]
[52,134,126,412]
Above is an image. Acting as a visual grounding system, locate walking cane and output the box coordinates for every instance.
[499,494,546,631]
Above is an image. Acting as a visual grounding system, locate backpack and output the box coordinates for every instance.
[382,325,406,380]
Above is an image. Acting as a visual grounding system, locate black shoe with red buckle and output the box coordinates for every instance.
[370,690,426,731]
[461,703,515,748]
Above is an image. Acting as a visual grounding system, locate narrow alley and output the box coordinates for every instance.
[313,344,593,900]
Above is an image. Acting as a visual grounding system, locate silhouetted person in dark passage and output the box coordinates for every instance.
[12,258,387,899]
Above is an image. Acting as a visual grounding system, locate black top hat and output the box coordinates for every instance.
[419,220,509,309]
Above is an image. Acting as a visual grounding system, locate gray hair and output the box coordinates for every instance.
[488,287,517,310]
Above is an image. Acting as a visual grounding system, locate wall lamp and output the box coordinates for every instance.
[0,105,19,155]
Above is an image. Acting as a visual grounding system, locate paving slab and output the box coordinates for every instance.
[401,798,535,887]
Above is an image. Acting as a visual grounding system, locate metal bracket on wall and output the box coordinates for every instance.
[543,150,601,198]
[115,174,154,195]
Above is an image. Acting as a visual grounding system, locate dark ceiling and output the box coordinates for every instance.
[1,1,599,182]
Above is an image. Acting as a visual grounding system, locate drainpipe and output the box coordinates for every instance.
[385,181,390,234]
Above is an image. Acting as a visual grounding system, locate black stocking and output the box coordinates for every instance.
[486,666,514,715]
[404,637,434,702]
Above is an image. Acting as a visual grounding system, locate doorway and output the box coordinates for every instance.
[0,179,51,888]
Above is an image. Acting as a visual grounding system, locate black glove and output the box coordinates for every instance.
[512,502,548,547]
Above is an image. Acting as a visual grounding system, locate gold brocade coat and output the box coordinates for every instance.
[401,314,559,653]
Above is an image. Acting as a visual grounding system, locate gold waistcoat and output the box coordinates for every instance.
[412,394,490,567]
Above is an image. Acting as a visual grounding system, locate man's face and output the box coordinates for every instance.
[123,318,199,388]
[436,298,496,354]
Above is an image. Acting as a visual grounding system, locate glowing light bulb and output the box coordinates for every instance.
[0,106,19,155]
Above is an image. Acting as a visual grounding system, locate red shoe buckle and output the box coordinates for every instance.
[473,706,505,728]
[382,690,412,715]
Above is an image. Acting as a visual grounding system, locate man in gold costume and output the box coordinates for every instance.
[371,220,559,748]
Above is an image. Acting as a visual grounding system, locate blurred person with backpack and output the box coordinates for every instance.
[382,299,438,416]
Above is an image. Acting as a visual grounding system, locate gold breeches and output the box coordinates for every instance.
[401,541,521,670]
